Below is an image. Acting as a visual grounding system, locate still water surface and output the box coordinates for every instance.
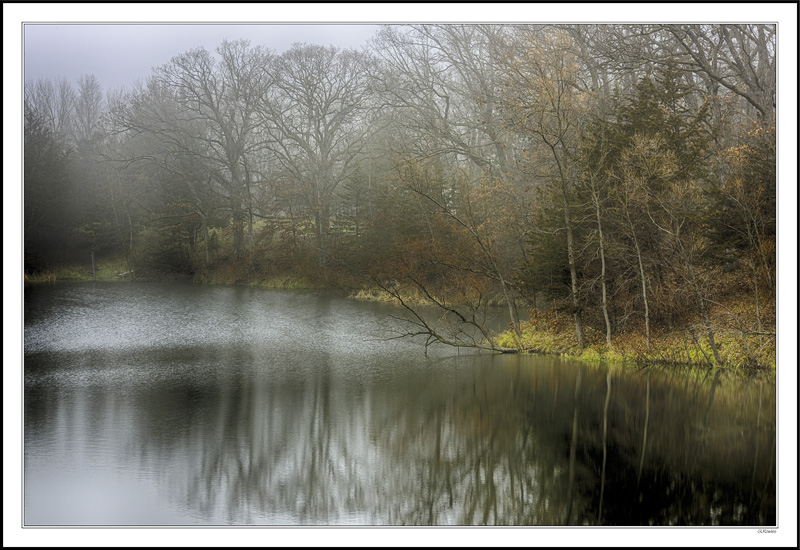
[24,283,776,526]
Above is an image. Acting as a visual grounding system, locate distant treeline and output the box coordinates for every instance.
[24,24,776,363]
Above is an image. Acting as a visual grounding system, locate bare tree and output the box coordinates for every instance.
[117,40,273,258]
[500,27,589,349]
[614,136,675,352]
[662,24,775,121]
[24,77,76,139]
[388,158,525,347]
[258,43,374,271]
[579,142,614,349]
[643,150,724,365]
[370,25,530,345]
[371,24,516,181]
[72,74,104,144]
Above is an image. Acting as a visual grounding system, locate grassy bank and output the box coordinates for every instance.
[25,262,775,371]
[494,308,775,371]
[23,258,133,284]
[344,284,776,371]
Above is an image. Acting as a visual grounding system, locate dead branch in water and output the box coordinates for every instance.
[374,277,518,355]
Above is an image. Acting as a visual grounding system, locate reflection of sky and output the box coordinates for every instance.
[24,337,777,526]
[25,353,512,525]
[25,465,188,525]
[23,24,381,91]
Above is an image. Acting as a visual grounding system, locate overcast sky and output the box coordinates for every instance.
[24,24,381,91]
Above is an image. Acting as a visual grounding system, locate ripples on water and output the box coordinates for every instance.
[24,282,776,526]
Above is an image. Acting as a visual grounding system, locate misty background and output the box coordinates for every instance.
[23,24,381,91]
[7,3,799,548]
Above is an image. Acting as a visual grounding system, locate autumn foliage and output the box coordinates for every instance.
[24,26,778,368]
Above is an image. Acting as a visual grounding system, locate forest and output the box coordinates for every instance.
[23,24,777,368]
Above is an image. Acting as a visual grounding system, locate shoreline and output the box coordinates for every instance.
[24,272,775,372]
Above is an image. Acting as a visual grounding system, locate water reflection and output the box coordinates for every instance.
[24,284,776,526]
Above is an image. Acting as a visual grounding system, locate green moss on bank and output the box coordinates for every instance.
[24,258,133,284]
[494,320,775,371]
[25,262,775,372]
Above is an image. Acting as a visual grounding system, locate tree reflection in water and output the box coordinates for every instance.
[26,350,776,525]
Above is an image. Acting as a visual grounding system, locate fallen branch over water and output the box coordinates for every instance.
[374,278,518,355]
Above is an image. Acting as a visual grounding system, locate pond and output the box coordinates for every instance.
[23,282,776,526]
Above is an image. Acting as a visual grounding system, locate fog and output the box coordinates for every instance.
[23,24,381,91]
[8,3,799,548]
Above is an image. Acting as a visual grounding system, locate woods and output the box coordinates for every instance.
[23,24,777,367]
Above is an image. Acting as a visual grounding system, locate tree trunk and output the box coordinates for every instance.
[638,253,651,351]
[200,213,210,265]
[593,190,612,348]
[629,224,651,351]
[562,188,584,349]
[698,292,723,365]
[232,204,245,257]
[686,256,723,365]
[125,209,135,277]
[491,258,522,346]
[676,225,722,365]
[553,144,584,349]
[502,288,523,346]
[245,168,255,257]
[247,208,254,256]
[315,204,329,270]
